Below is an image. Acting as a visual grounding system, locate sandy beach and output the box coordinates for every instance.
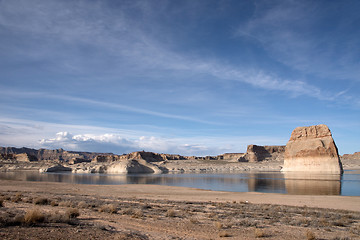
[1,179,360,239]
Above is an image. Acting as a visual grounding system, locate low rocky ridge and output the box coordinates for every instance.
[282,124,343,173]
[1,146,285,173]
[341,151,360,161]
[0,147,106,163]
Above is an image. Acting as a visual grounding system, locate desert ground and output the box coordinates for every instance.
[1,179,360,240]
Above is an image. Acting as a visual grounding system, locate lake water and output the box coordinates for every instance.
[1,170,359,196]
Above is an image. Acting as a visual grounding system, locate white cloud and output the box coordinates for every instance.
[0,117,287,156]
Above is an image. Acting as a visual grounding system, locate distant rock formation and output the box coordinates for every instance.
[341,152,360,161]
[282,124,343,173]
[0,147,109,163]
[239,145,285,162]
[15,153,37,162]
[39,164,72,173]
[107,159,162,174]
[217,153,245,161]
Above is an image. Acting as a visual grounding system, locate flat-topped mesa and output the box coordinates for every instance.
[282,124,343,173]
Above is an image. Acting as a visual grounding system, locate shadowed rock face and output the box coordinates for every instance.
[282,124,343,173]
[239,145,285,162]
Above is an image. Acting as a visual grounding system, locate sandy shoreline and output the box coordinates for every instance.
[1,179,360,239]
[1,180,359,212]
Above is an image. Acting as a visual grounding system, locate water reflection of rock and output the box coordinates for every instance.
[284,173,341,195]
[247,173,286,193]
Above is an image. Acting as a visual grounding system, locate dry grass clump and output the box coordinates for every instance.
[215,221,223,230]
[121,207,135,215]
[46,208,80,223]
[2,195,11,201]
[22,197,33,203]
[219,231,231,237]
[132,209,144,218]
[33,197,50,205]
[65,208,80,219]
[306,230,316,240]
[11,193,22,203]
[46,210,67,223]
[254,228,266,238]
[24,208,45,225]
[189,217,200,224]
[99,204,117,214]
[59,200,73,207]
[78,201,88,209]
[166,209,176,218]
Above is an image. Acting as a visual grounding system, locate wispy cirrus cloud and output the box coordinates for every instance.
[0,87,218,125]
[0,0,352,104]
[237,0,360,81]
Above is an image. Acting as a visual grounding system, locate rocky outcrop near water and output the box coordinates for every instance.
[39,164,72,173]
[282,124,343,173]
[1,124,354,174]
[239,145,285,162]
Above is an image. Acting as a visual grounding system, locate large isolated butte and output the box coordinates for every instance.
[282,124,343,173]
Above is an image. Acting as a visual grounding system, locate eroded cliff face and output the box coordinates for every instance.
[341,152,360,160]
[282,124,343,173]
[239,145,285,162]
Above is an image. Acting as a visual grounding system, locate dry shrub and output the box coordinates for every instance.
[141,204,152,210]
[306,230,316,240]
[23,197,33,203]
[34,197,50,205]
[166,209,176,218]
[24,208,45,224]
[219,231,230,237]
[78,201,88,209]
[3,195,11,201]
[215,221,223,230]
[59,200,72,207]
[46,210,65,223]
[122,207,134,215]
[132,209,144,218]
[65,208,80,219]
[208,212,217,219]
[189,217,199,224]
[99,204,117,213]
[255,228,266,238]
[12,193,22,203]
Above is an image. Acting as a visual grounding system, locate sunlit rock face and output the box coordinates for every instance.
[282,124,343,173]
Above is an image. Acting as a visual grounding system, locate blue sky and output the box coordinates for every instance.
[0,0,359,156]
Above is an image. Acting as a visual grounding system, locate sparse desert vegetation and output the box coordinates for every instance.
[0,188,360,239]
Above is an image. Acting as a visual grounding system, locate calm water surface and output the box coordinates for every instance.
[1,170,359,196]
